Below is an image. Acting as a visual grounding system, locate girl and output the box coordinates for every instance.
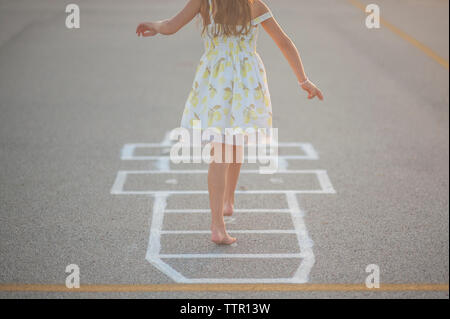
[136,0,323,245]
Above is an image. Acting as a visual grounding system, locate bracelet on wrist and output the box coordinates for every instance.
[299,78,309,86]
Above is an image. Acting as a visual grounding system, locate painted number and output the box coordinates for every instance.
[65,4,80,29]
[365,264,380,288]
[365,4,380,29]
[65,264,80,289]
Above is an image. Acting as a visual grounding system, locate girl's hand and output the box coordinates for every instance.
[301,80,324,101]
[136,22,160,37]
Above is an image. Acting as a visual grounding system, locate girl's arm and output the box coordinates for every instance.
[257,1,324,101]
[136,0,202,36]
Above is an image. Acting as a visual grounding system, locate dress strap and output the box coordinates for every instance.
[251,11,273,25]
[208,0,215,24]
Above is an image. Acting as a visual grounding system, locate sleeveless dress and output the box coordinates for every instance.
[179,0,274,146]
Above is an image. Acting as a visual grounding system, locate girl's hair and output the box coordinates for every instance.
[200,0,255,37]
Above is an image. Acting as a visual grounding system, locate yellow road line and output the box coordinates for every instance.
[0,284,448,293]
[347,0,449,70]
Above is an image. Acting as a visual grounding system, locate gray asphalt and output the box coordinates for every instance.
[0,0,448,298]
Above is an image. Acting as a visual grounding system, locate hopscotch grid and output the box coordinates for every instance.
[164,208,291,214]
[113,134,335,283]
[110,170,336,195]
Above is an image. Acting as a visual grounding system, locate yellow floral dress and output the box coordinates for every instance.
[180,1,274,145]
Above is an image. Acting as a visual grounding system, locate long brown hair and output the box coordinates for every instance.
[199,0,255,37]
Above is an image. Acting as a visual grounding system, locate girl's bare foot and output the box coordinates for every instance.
[211,228,237,245]
[223,202,234,217]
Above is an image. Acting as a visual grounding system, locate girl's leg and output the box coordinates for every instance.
[223,145,243,216]
[208,142,236,245]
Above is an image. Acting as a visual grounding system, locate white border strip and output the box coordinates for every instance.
[183,278,307,284]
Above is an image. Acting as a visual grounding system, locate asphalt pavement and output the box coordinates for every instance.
[0,0,448,298]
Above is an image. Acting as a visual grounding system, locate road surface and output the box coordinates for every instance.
[0,0,448,298]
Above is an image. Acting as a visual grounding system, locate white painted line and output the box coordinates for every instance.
[286,192,315,283]
[316,170,336,194]
[122,155,316,161]
[124,142,314,148]
[120,144,137,160]
[110,171,128,195]
[161,230,298,234]
[125,143,172,148]
[278,157,288,171]
[145,193,188,283]
[165,179,178,185]
[224,216,236,224]
[113,190,334,195]
[147,194,165,257]
[300,143,319,160]
[115,169,325,174]
[270,178,284,184]
[155,158,170,171]
[146,256,187,283]
[121,143,168,160]
[160,131,173,147]
[155,132,172,171]
[110,170,336,195]
[164,209,291,214]
[159,253,305,259]
[183,278,308,284]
